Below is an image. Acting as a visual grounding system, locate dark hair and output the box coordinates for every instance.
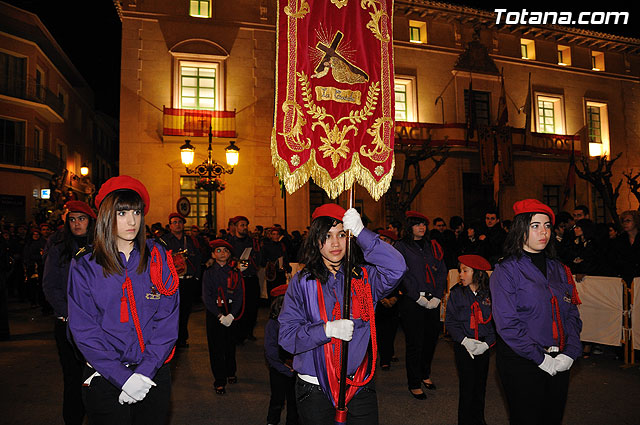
[449,216,464,230]
[433,217,445,226]
[575,219,596,241]
[555,211,573,227]
[299,216,364,285]
[473,269,490,292]
[401,217,429,243]
[485,209,499,218]
[574,205,589,215]
[269,295,285,319]
[56,212,95,265]
[502,212,557,260]
[92,190,148,277]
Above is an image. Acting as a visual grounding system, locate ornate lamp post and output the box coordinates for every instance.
[180,125,239,230]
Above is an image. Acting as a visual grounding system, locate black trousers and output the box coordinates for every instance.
[178,277,196,344]
[238,275,259,341]
[496,338,570,425]
[398,296,440,389]
[267,367,298,425]
[295,377,378,425]
[82,364,171,425]
[454,343,489,425]
[375,302,399,366]
[54,320,86,425]
[206,310,237,387]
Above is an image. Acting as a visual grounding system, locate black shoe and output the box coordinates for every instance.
[409,389,426,400]
[381,364,390,371]
[422,381,436,390]
[391,356,399,362]
[215,386,226,395]
[228,376,237,384]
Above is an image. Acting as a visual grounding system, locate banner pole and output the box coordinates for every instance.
[335,188,354,424]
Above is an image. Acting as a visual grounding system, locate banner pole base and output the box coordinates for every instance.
[334,407,348,425]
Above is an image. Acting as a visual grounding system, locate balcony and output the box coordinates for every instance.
[162,107,236,143]
[0,76,65,123]
[0,143,65,175]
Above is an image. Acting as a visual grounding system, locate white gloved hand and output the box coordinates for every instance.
[122,373,156,401]
[472,341,490,356]
[554,354,574,372]
[220,314,234,327]
[118,390,137,405]
[426,297,441,309]
[416,296,429,308]
[538,354,557,376]
[461,337,481,359]
[342,208,364,237]
[325,319,354,341]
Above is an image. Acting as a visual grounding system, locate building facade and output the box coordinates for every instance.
[0,2,118,224]
[116,0,639,233]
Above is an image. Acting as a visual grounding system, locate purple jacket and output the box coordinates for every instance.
[445,284,495,346]
[202,262,244,318]
[67,241,179,389]
[394,238,447,301]
[490,255,582,364]
[278,228,406,397]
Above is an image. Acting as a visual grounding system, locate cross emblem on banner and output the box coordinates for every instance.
[314,31,369,82]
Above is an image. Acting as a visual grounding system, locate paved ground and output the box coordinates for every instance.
[2,297,640,425]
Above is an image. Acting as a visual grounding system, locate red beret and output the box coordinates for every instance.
[377,229,398,241]
[64,200,96,219]
[169,212,186,223]
[95,175,150,215]
[512,199,555,225]
[229,215,249,225]
[311,204,346,222]
[405,210,429,225]
[209,239,233,251]
[458,254,492,271]
[269,284,288,298]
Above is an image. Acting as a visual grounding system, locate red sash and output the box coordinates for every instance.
[469,301,492,340]
[315,268,376,407]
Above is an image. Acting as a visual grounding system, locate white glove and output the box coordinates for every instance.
[122,373,156,401]
[325,319,354,341]
[461,337,481,359]
[416,296,429,308]
[538,354,557,376]
[472,341,490,356]
[426,297,441,309]
[342,208,364,237]
[118,390,137,405]
[554,354,574,372]
[219,314,234,327]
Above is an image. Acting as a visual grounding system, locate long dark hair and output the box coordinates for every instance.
[299,216,364,285]
[92,190,148,277]
[502,212,557,260]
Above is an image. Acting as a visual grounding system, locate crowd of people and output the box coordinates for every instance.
[1,180,639,425]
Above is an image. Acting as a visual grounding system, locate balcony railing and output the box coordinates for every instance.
[163,107,236,138]
[0,143,65,174]
[0,75,65,117]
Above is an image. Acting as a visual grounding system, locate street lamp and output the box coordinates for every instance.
[80,163,89,176]
[180,125,239,230]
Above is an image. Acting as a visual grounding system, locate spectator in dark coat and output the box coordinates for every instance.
[612,210,640,287]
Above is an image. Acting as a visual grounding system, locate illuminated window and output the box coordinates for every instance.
[586,101,609,157]
[189,0,211,18]
[520,39,535,60]
[180,63,217,110]
[557,45,571,66]
[591,51,605,71]
[409,20,427,44]
[180,176,216,228]
[536,94,564,134]
[394,77,417,121]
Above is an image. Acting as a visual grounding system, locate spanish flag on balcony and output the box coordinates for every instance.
[163,107,236,138]
[271,0,395,201]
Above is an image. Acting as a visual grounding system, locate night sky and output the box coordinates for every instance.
[4,0,636,122]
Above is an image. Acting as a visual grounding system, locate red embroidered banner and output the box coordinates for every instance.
[272,0,395,201]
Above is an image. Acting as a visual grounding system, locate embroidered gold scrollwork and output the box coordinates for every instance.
[331,0,349,8]
[315,122,357,168]
[284,0,310,18]
[279,100,311,152]
[360,117,392,163]
[360,0,390,42]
